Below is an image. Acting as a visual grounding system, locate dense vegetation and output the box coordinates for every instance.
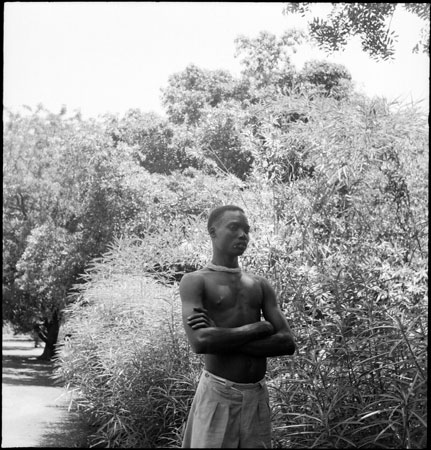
[3,25,428,448]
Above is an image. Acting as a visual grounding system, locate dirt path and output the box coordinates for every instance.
[2,337,91,448]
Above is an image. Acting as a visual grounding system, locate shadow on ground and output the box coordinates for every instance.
[38,411,97,448]
[2,353,55,387]
[2,337,95,448]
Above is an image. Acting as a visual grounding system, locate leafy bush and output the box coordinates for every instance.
[55,210,230,447]
[161,64,239,125]
[265,251,427,448]
[199,106,254,180]
[55,94,427,448]
[297,60,353,100]
[240,96,428,448]
[55,250,203,447]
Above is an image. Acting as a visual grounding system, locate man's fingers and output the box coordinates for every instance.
[188,308,216,328]
[189,321,210,329]
[190,322,211,330]
[187,312,210,321]
[187,317,211,326]
[187,316,210,323]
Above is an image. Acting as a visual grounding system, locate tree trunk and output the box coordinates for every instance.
[37,311,60,361]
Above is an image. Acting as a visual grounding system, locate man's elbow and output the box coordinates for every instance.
[285,340,296,355]
[192,340,207,354]
[190,332,211,354]
[282,333,296,355]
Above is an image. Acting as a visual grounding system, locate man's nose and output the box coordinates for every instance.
[239,230,248,240]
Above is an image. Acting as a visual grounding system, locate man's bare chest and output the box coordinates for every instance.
[202,273,263,326]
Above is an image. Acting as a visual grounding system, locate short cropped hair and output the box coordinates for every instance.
[207,205,245,232]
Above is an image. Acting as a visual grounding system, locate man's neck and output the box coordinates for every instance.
[211,255,239,269]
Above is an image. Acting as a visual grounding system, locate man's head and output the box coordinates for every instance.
[207,205,245,233]
[207,205,250,256]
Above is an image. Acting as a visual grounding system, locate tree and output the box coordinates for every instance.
[2,107,149,359]
[161,65,240,125]
[234,29,306,93]
[3,107,85,358]
[284,3,430,60]
[298,60,353,100]
[241,95,315,185]
[14,223,85,360]
[106,109,203,175]
[198,105,253,180]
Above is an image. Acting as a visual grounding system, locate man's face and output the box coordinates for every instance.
[211,210,250,255]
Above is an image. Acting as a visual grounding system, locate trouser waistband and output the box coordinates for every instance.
[203,369,266,389]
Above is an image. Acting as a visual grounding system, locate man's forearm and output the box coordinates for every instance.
[237,332,296,357]
[193,322,273,354]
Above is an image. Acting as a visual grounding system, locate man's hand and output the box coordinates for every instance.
[187,307,217,329]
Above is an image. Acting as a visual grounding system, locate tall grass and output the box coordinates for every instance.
[266,265,427,448]
[56,267,202,447]
[244,96,428,449]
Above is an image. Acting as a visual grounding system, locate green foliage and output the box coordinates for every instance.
[240,95,428,448]
[241,96,314,184]
[57,92,427,446]
[284,3,430,60]
[235,29,306,92]
[161,64,241,125]
[3,107,81,332]
[298,60,353,100]
[198,105,254,180]
[268,269,427,448]
[3,106,168,345]
[105,109,194,175]
[14,223,84,322]
[54,223,215,447]
[56,272,202,448]
[264,232,428,448]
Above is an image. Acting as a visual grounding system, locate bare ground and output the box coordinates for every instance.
[2,337,93,448]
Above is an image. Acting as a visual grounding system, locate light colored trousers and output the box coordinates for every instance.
[182,370,272,448]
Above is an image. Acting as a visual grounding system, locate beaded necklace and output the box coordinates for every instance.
[207,262,242,273]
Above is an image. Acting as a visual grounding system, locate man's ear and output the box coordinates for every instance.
[209,226,216,238]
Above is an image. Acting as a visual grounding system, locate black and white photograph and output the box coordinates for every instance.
[3,2,428,448]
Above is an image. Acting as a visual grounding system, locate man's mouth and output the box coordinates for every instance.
[234,243,247,249]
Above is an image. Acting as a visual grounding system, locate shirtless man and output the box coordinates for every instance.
[180,205,295,448]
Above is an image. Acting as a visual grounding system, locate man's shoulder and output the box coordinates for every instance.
[243,271,268,284]
[180,269,207,285]
[243,272,275,295]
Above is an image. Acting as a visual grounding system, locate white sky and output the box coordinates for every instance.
[3,2,430,118]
